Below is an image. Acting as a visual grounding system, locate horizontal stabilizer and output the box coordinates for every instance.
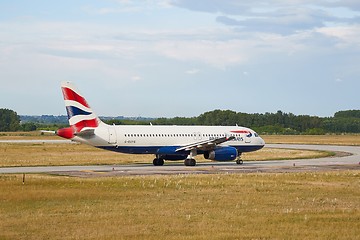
[74,128,95,138]
[40,130,56,134]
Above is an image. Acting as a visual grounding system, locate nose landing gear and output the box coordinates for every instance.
[235,153,243,165]
[236,159,243,165]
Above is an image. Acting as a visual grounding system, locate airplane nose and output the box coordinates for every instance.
[258,137,265,146]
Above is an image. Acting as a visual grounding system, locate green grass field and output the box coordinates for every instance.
[0,172,359,239]
[0,133,359,239]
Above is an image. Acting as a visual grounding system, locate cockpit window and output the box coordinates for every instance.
[254,132,259,137]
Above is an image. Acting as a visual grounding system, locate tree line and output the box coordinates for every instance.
[1,108,360,134]
[106,109,360,134]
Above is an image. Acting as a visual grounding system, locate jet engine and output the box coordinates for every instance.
[204,147,238,161]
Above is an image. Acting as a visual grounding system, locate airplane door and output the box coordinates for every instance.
[193,132,202,140]
[108,127,117,144]
[245,133,251,143]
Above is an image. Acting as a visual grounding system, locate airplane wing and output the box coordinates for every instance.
[176,136,235,152]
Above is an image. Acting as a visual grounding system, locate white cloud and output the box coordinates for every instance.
[170,0,360,35]
[0,19,348,74]
[131,75,142,81]
[335,78,343,82]
[83,0,173,15]
[1,0,360,116]
[316,25,360,48]
[153,39,251,68]
[185,68,200,74]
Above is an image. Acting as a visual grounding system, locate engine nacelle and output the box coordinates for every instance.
[204,147,238,161]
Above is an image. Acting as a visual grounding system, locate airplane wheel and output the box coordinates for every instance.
[236,159,243,165]
[184,159,189,166]
[184,158,196,166]
[190,159,196,166]
[153,158,164,166]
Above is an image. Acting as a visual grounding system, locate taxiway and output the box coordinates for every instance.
[0,144,358,177]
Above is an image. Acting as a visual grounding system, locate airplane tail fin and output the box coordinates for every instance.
[60,81,103,133]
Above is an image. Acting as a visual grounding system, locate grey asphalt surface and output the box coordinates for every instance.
[0,143,359,176]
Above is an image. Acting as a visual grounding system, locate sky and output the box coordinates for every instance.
[0,0,359,118]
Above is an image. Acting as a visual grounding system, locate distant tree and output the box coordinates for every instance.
[20,122,37,131]
[0,109,20,131]
[197,110,238,126]
[322,118,360,133]
[304,128,326,135]
[334,110,360,118]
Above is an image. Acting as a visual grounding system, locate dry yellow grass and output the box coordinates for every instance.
[0,172,359,239]
[263,134,360,146]
[0,131,59,140]
[0,142,331,167]
[0,133,357,239]
[244,147,331,161]
[0,143,151,167]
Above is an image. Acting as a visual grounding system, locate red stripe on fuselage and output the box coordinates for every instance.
[230,130,250,133]
[62,87,90,108]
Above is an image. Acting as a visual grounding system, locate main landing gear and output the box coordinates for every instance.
[184,149,197,166]
[153,158,164,166]
[184,158,196,166]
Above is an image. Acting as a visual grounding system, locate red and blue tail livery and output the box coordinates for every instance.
[56,82,265,166]
[57,82,101,139]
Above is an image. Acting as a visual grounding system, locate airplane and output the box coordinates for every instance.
[56,82,265,166]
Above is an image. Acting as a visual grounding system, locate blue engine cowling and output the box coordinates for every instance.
[204,147,238,161]
[157,146,188,160]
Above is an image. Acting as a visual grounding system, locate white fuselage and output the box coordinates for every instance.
[72,123,265,155]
